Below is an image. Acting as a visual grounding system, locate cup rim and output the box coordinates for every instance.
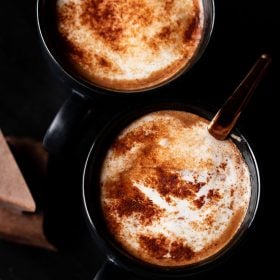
[82,103,260,278]
[36,0,215,96]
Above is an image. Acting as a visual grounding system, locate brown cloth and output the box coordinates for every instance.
[0,130,55,250]
[0,205,55,250]
[0,130,36,212]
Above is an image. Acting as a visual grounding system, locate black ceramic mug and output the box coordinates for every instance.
[82,103,260,280]
[36,0,215,155]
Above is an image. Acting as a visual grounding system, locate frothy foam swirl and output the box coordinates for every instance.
[56,0,203,91]
[100,111,251,266]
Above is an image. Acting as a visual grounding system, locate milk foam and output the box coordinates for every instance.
[100,111,251,266]
[56,0,203,90]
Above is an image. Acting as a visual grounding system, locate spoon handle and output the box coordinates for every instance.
[208,54,272,140]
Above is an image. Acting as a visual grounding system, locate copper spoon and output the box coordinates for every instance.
[208,54,272,140]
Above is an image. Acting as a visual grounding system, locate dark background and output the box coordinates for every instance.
[0,0,277,279]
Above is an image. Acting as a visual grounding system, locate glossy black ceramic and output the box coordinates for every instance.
[82,103,260,279]
[36,0,215,155]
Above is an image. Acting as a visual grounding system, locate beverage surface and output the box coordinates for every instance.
[56,0,203,91]
[100,111,251,266]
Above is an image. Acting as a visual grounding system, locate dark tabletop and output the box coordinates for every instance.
[0,0,277,279]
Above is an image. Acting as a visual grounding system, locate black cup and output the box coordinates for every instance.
[36,0,215,155]
[82,103,260,280]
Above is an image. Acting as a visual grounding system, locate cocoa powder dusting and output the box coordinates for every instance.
[57,2,75,25]
[61,35,85,62]
[103,174,163,226]
[143,167,205,202]
[219,162,227,170]
[184,1,200,43]
[117,193,159,223]
[112,124,160,156]
[164,0,175,13]
[111,113,207,206]
[139,235,169,260]
[100,110,251,267]
[158,26,172,41]
[170,241,194,260]
[207,189,221,201]
[80,0,124,43]
[204,214,214,227]
[139,235,194,261]
[57,4,88,63]
[193,195,205,209]
[102,205,122,236]
[56,0,202,90]
[159,110,207,128]
[94,54,113,68]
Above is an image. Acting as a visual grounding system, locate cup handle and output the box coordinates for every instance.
[43,90,93,156]
[94,260,130,280]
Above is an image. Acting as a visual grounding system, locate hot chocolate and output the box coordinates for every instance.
[100,110,251,267]
[56,0,204,91]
